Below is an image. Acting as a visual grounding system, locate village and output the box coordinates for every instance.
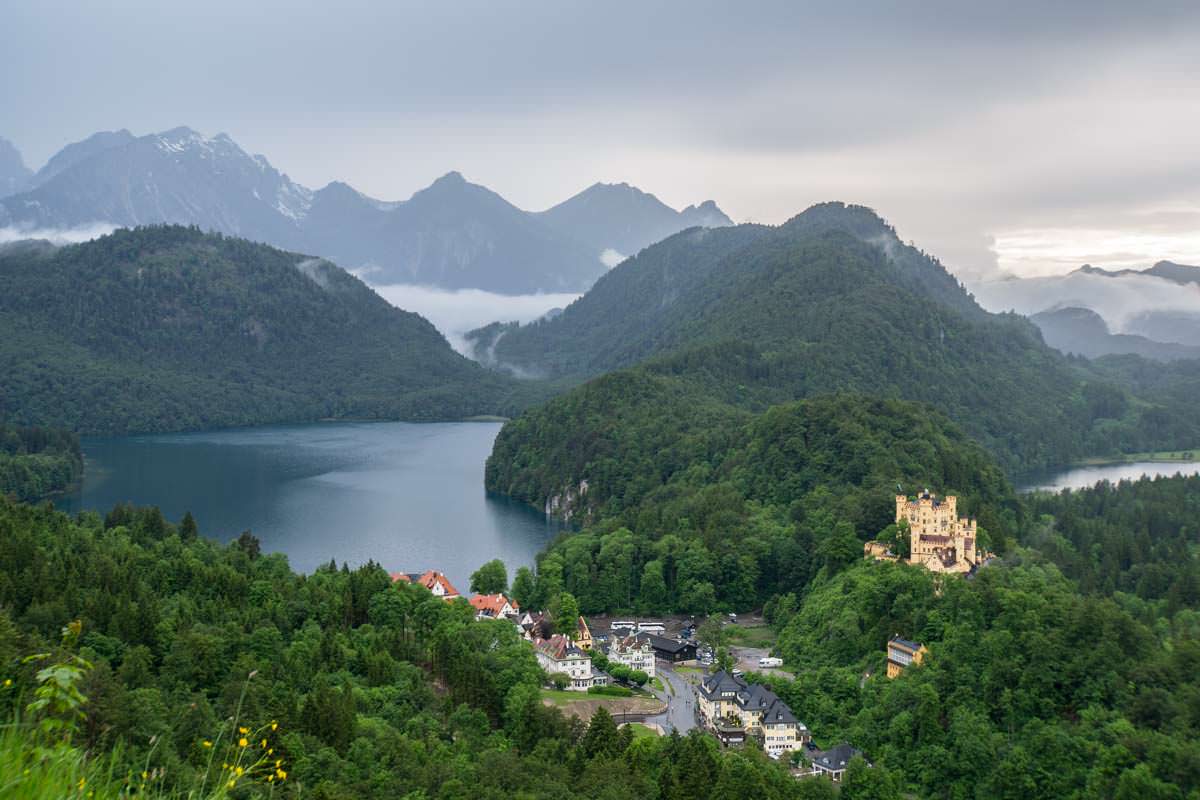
[391,490,969,784]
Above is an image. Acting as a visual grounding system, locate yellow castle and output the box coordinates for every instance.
[896,490,985,574]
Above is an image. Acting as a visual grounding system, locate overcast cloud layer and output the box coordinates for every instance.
[4,0,1199,279]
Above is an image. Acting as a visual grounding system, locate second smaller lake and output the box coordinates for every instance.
[1020,461,1200,493]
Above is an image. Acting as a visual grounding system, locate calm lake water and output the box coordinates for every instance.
[58,422,563,590]
[1019,461,1200,493]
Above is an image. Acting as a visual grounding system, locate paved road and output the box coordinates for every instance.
[646,663,698,734]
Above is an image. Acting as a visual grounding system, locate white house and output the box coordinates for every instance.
[469,593,518,621]
[533,634,608,691]
[605,634,656,678]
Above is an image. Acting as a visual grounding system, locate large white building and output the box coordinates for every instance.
[533,634,608,691]
[697,671,809,758]
[605,634,656,678]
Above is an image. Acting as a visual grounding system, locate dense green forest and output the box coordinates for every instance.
[2,479,1197,797]
[0,226,530,435]
[1023,475,1200,611]
[494,391,1016,615]
[473,203,1200,471]
[0,424,82,502]
[0,498,866,800]
[761,553,1200,799]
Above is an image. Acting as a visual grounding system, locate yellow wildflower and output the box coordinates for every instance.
[202,740,212,748]
[3,678,11,687]
[268,748,274,755]
[276,768,287,780]
[268,775,275,783]
[235,766,244,777]
[77,777,86,789]
[261,738,267,747]
[270,720,278,731]
[238,737,248,748]
[227,778,236,789]
[239,726,249,734]
[275,759,283,767]
[141,771,148,780]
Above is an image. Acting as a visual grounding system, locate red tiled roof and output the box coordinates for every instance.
[469,593,516,616]
[417,570,460,597]
[534,634,579,660]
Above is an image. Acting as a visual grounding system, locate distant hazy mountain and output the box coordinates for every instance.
[0,127,731,293]
[973,260,1200,348]
[0,136,30,197]
[535,182,732,262]
[1076,260,1200,286]
[305,171,603,293]
[1030,306,1200,362]
[1125,309,1200,348]
[0,127,311,250]
[0,225,518,434]
[28,129,136,188]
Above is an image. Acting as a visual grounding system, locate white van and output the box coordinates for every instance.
[758,656,783,668]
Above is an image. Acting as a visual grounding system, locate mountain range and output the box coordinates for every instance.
[0,128,732,293]
[479,203,1200,499]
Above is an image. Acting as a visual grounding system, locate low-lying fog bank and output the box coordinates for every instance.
[371,283,580,355]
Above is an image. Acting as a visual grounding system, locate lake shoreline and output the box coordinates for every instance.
[1072,448,1199,467]
[60,421,562,590]
[1017,458,1200,494]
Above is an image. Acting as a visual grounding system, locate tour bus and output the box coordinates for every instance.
[637,621,666,634]
[758,656,783,668]
[610,620,636,632]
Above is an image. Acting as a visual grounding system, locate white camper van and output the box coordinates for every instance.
[758,656,783,668]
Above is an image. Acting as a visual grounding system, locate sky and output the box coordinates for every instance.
[3,0,1200,280]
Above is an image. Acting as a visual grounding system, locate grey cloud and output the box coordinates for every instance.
[4,1,1200,280]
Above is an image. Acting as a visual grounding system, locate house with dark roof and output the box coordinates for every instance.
[644,634,697,663]
[809,743,867,782]
[697,670,809,757]
[886,635,928,678]
[518,611,553,641]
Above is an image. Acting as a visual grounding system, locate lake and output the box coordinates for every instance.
[57,422,563,591]
[1019,460,1200,493]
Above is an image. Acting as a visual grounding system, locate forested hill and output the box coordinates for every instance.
[0,226,520,434]
[475,202,1200,472]
[489,392,1018,615]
